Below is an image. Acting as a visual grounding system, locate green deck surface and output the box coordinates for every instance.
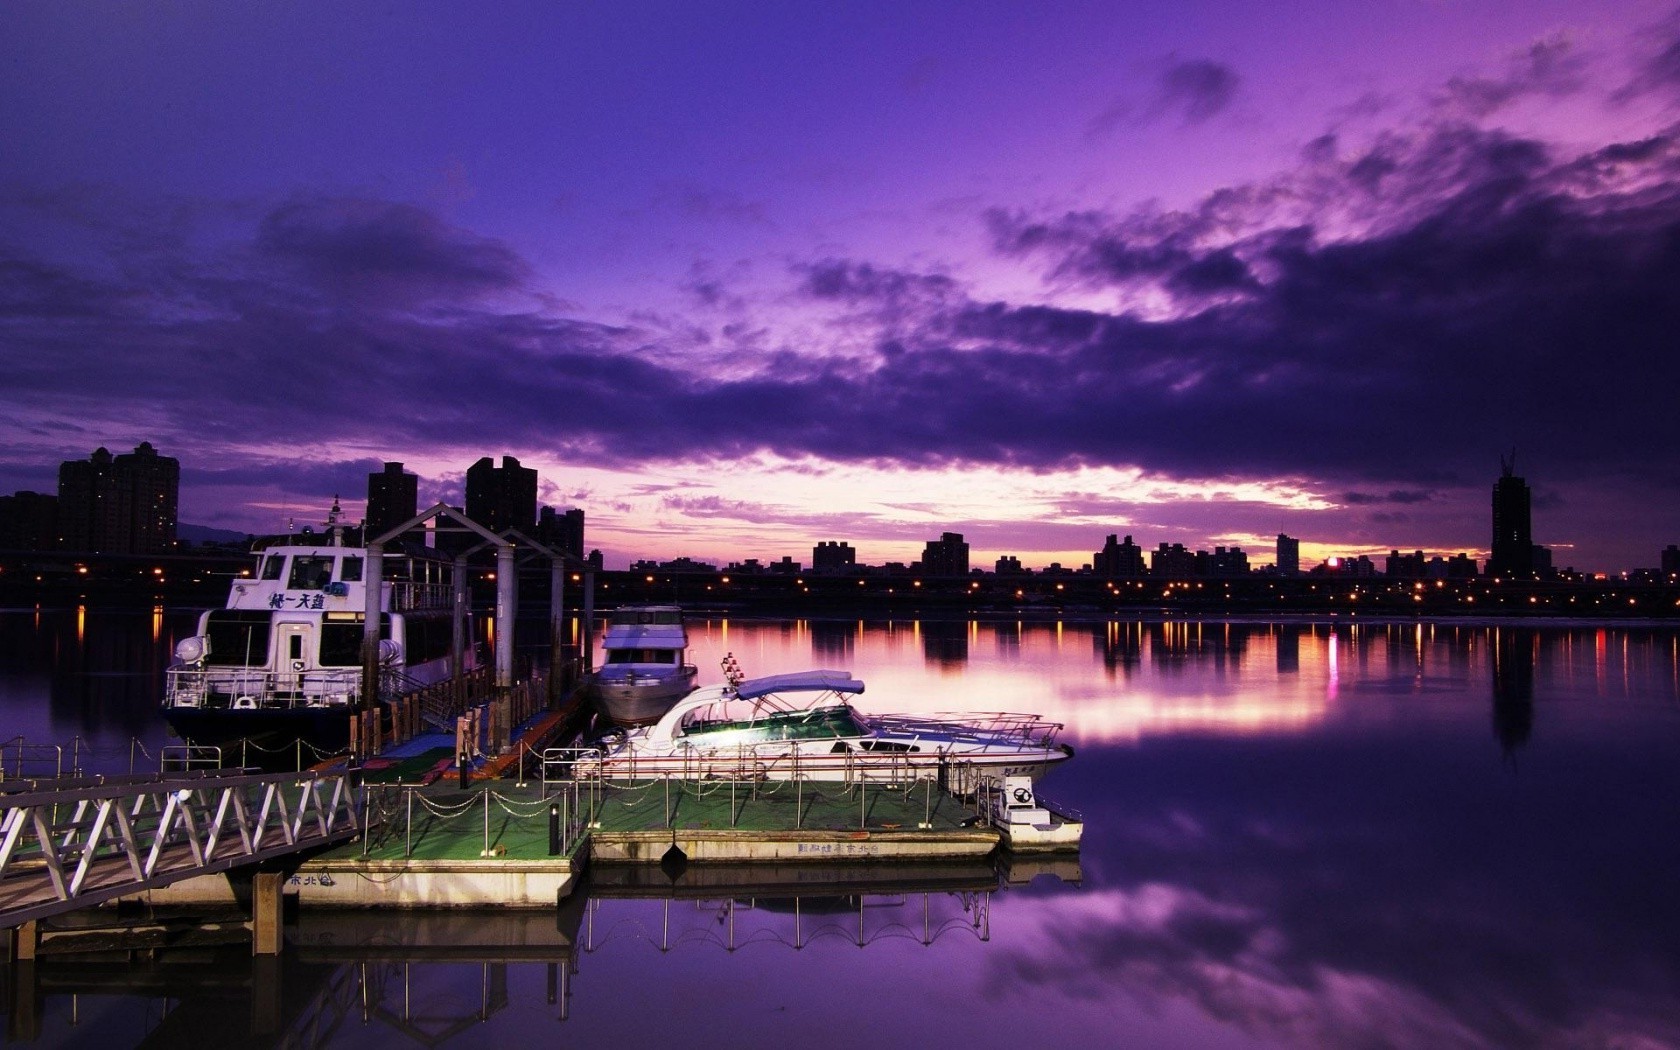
[335,776,981,865]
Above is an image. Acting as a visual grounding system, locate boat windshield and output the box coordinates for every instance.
[676,702,868,743]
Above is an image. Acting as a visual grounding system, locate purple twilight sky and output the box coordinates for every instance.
[4,0,1680,573]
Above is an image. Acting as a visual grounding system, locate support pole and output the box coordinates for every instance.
[582,572,596,671]
[252,872,284,956]
[495,543,515,689]
[361,542,385,722]
[453,553,470,679]
[550,558,566,704]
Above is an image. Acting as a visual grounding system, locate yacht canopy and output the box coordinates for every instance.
[735,670,865,700]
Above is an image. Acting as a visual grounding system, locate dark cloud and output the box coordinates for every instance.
[1437,35,1587,118]
[1153,58,1240,125]
[255,196,529,303]
[1616,10,1680,101]
[1343,491,1434,506]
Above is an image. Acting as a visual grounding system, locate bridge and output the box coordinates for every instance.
[1,766,363,955]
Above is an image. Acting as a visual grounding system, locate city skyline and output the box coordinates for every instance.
[1,442,1641,579]
[4,3,1679,573]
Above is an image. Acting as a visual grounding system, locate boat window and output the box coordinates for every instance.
[605,648,679,664]
[260,556,285,581]
[320,616,392,666]
[288,556,335,590]
[340,556,363,582]
[830,742,852,753]
[203,611,272,667]
[859,740,919,753]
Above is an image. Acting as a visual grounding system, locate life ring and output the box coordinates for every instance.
[1011,786,1033,805]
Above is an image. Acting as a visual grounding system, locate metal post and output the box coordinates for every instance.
[452,553,469,679]
[406,788,413,858]
[582,572,596,671]
[796,776,803,829]
[550,559,565,706]
[495,543,516,689]
[548,803,559,856]
[362,542,385,723]
[483,789,491,857]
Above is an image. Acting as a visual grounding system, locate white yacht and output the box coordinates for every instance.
[577,664,1072,789]
[589,605,698,726]
[160,500,471,756]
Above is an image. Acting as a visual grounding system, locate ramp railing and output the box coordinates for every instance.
[0,767,364,928]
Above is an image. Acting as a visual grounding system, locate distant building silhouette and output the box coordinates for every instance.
[1387,550,1427,578]
[0,491,58,551]
[812,541,856,572]
[57,442,178,554]
[1094,534,1147,578]
[1489,455,1534,577]
[537,506,585,559]
[1663,545,1680,576]
[922,532,969,576]
[366,461,418,541]
[1206,546,1249,576]
[1151,542,1197,577]
[465,455,537,533]
[1276,534,1300,576]
[995,554,1025,575]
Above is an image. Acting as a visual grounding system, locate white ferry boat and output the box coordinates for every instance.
[160,500,471,757]
[577,664,1072,789]
[589,605,698,726]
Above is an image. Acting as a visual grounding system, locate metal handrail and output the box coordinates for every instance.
[0,767,364,928]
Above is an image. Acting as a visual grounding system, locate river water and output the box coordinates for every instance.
[4,605,1680,1048]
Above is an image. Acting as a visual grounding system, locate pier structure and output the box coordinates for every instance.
[360,503,596,700]
[1,765,363,960]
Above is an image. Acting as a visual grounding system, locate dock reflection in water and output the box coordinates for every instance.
[3,860,1077,1047]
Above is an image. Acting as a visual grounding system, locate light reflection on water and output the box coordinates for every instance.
[3,608,1680,1048]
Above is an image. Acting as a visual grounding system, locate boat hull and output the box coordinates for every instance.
[161,705,360,768]
[590,670,698,727]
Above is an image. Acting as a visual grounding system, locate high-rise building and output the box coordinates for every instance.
[57,442,178,554]
[366,462,418,541]
[1489,455,1534,577]
[922,532,969,576]
[464,455,538,533]
[1093,534,1147,577]
[1276,534,1300,576]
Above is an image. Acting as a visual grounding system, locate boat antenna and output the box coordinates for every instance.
[721,652,745,687]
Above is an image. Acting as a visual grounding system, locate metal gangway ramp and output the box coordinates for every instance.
[1,766,363,929]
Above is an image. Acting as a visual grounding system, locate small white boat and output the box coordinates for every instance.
[589,605,699,726]
[577,667,1072,788]
[979,775,1084,853]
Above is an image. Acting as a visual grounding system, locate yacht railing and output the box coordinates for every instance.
[869,712,1065,748]
[164,667,362,708]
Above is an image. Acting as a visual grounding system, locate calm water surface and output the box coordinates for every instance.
[4,605,1680,1049]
